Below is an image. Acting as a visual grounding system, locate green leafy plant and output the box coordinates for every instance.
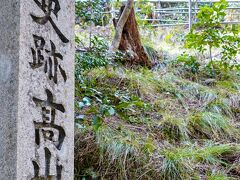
[75,36,109,74]
[185,0,228,61]
[221,25,240,62]
[185,0,240,73]
[135,0,154,26]
[176,53,200,74]
[204,60,232,78]
[75,75,148,131]
[75,0,109,26]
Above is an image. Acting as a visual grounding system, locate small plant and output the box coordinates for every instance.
[75,35,109,74]
[75,74,148,131]
[135,0,154,26]
[204,60,232,79]
[185,0,228,61]
[185,0,240,73]
[176,53,200,74]
[75,79,116,131]
[75,0,109,26]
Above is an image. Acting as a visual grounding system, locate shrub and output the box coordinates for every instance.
[75,0,109,26]
[185,0,228,61]
[176,53,200,74]
[75,36,109,74]
[185,0,240,71]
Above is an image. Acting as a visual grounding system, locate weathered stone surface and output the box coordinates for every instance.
[0,1,20,179]
[0,0,74,179]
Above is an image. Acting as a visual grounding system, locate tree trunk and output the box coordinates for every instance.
[110,0,134,52]
[111,1,152,68]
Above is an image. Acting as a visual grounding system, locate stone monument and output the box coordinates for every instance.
[0,0,75,179]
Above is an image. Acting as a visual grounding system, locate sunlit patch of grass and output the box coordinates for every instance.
[207,172,232,180]
[160,145,198,180]
[188,112,236,140]
[75,57,240,179]
[125,68,160,96]
[74,24,240,179]
[160,154,192,180]
[160,143,240,179]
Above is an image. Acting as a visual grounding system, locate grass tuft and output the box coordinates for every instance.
[188,112,235,140]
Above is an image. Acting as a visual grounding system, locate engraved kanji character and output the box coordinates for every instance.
[45,40,67,84]
[31,0,69,43]
[30,35,45,69]
[30,36,67,84]
[32,89,66,178]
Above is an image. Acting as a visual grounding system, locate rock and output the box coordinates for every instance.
[0,0,75,179]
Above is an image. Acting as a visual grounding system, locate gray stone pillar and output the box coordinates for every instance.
[0,0,75,179]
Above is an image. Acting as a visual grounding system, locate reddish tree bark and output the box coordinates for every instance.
[110,0,134,52]
[113,5,152,68]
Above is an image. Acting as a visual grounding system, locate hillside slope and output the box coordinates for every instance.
[74,27,240,180]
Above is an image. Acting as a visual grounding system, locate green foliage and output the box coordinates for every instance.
[208,173,232,180]
[75,73,148,131]
[221,25,240,61]
[185,0,228,53]
[75,0,108,26]
[135,0,154,26]
[112,0,121,9]
[161,143,240,179]
[185,0,240,71]
[114,92,149,120]
[176,53,200,74]
[95,126,157,179]
[204,60,232,78]
[76,80,115,131]
[114,0,154,27]
[75,36,109,74]
[74,15,240,178]
[135,0,153,16]
[75,63,240,178]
